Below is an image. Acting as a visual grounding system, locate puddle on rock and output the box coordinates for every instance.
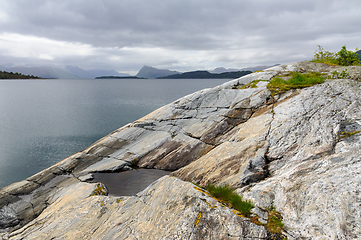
[91,168,170,196]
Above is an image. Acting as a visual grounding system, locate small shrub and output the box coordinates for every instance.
[206,184,254,217]
[336,45,360,66]
[312,45,360,66]
[312,45,338,65]
[267,72,325,96]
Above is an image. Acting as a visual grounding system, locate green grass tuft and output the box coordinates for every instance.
[266,210,284,234]
[206,184,254,217]
[267,72,325,96]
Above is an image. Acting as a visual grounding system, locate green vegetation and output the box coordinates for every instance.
[0,70,40,79]
[339,130,361,140]
[239,79,268,89]
[206,184,254,217]
[312,45,360,66]
[201,184,286,237]
[231,79,267,89]
[266,210,284,234]
[267,72,325,96]
[265,45,359,96]
[329,69,351,79]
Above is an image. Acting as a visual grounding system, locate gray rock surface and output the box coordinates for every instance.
[240,78,361,239]
[8,176,269,240]
[1,61,361,239]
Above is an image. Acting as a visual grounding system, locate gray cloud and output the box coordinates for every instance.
[0,0,360,73]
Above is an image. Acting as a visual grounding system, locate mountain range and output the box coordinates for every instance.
[157,70,252,79]
[135,64,279,79]
[209,64,280,73]
[0,65,129,79]
[0,63,281,79]
[62,66,129,79]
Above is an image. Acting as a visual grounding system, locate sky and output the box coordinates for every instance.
[0,0,360,75]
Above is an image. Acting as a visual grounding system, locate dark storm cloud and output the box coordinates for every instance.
[0,0,360,73]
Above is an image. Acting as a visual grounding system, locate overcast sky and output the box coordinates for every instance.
[0,0,360,74]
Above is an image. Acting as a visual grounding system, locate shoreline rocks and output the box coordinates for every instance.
[1,61,361,239]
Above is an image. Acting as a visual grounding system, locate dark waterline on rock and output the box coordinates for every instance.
[91,169,170,196]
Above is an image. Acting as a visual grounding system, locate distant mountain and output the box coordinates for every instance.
[157,70,252,79]
[63,66,129,79]
[1,66,78,79]
[95,76,145,79]
[357,50,361,61]
[136,66,180,79]
[0,65,128,79]
[0,63,282,80]
[241,64,280,72]
[210,64,280,74]
[210,67,240,74]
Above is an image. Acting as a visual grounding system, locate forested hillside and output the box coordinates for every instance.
[0,71,41,79]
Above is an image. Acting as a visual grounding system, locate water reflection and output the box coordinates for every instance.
[91,168,170,196]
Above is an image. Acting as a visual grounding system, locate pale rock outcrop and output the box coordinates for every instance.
[1,61,361,239]
[239,78,361,239]
[7,176,269,240]
[173,112,272,188]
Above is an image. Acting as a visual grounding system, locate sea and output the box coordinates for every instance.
[0,78,231,190]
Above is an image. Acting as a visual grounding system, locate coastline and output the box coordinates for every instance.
[1,62,361,239]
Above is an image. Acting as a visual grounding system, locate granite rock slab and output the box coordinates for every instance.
[1,61,361,239]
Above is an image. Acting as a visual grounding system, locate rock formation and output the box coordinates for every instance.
[1,61,361,239]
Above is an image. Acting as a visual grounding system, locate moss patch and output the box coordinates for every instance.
[240,80,266,89]
[250,216,263,225]
[267,72,325,96]
[266,210,284,234]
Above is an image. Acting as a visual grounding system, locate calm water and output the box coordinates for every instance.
[92,169,171,196]
[0,78,230,189]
